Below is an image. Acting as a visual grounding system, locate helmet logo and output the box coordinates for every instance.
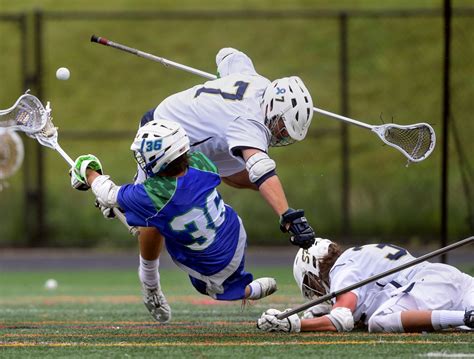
[141,139,162,152]
[276,87,286,95]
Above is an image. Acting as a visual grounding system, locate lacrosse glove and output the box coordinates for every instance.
[303,302,332,319]
[280,208,315,249]
[257,308,301,333]
[70,154,103,191]
[94,198,116,219]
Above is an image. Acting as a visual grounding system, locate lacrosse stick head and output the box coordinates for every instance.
[0,128,24,184]
[0,93,51,134]
[372,122,436,162]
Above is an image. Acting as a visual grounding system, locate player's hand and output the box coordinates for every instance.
[69,168,90,191]
[279,208,315,249]
[303,302,332,319]
[71,154,103,189]
[256,308,301,333]
[94,198,116,219]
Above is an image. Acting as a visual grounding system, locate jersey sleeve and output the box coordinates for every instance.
[226,116,271,158]
[117,184,159,227]
[329,259,365,302]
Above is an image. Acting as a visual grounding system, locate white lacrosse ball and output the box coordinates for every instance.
[44,278,58,290]
[56,67,70,80]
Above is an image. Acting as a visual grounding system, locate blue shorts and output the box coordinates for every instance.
[189,256,253,301]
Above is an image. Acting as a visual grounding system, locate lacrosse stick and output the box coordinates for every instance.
[91,35,436,163]
[1,92,139,236]
[276,236,474,320]
[0,128,24,190]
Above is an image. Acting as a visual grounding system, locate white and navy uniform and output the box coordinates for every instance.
[118,152,252,300]
[329,244,474,326]
[136,48,272,182]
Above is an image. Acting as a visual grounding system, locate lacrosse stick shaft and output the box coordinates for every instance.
[91,35,376,130]
[53,142,139,237]
[276,236,474,320]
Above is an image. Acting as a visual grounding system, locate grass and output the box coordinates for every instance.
[1,267,473,358]
[0,1,473,246]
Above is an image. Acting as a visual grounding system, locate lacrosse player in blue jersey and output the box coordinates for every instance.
[126,47,316,322]
[257,239,474,333]
[71,119,278,322]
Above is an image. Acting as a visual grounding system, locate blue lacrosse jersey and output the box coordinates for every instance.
[117,152,241,276]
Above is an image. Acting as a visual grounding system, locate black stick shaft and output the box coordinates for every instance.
[277,236,474,319]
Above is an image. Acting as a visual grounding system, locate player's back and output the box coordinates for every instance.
[142,152,241,275]
[154,73,271,176]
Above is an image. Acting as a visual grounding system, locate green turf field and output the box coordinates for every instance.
[1,268,472,358]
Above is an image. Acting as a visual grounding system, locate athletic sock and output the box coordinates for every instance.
[246,281,262,300]
[431,310,465,330]
[139,256,160,289]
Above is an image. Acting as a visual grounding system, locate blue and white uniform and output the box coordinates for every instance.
[118,152,252,300]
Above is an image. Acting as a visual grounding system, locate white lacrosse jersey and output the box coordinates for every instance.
[151,50,271,177]
[329,244,416,324]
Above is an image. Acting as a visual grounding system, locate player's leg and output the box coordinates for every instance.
[369,263,472,332]
[138,227,171,323]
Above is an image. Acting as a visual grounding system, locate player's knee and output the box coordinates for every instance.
[368,311,403,333]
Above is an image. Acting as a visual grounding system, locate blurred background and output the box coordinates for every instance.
[0,0,472,250]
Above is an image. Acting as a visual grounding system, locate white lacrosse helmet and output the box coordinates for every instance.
[293,238,333,300]
[130,119,190,177]
[261,76,313,146]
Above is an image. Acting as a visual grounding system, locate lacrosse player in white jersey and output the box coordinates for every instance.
[257,239,474,333]
[124,47,317,322]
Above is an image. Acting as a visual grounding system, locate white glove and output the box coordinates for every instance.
[257,308,301,333]
[94,198,115,220]
[303,302,332,319]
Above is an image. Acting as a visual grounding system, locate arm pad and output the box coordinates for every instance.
[91,175,121,208]
[325,307,354,332]
[245,152,276,186]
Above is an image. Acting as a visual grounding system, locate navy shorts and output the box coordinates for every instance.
[189,256,253,301]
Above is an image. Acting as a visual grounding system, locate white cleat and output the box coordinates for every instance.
[249,277,278,299]
[141,283,171,323]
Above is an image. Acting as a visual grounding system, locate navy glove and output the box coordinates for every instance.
[280,208,315,249]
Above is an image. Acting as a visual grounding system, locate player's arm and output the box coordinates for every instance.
[70,154,121,210]
[242,148,315,249]
[257,292,357,333]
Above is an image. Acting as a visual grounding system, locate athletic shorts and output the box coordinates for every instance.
[189,255,253,301]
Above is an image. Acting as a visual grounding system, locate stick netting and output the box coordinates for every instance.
[0,94,49,134]
[383,125,434,161]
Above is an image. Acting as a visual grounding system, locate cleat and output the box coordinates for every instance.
[141,283,171,323]
[463,309,474,328]
[249,277,278,299]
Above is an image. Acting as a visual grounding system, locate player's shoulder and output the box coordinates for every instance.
[188,152,219,174]
[142,176,178,211]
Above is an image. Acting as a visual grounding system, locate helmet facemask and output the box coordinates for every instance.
[265,113,297,147]
[302,271,329,300]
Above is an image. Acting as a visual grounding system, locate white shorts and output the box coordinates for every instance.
[374,262,474,315]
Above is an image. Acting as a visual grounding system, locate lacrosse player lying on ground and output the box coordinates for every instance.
[125,47,316,322]
[71,119,278,322]
[257,239,474,333]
